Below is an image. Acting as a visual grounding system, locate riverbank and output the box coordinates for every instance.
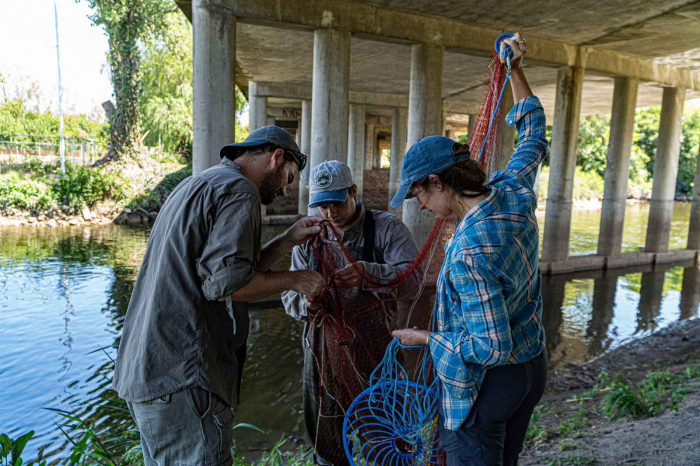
[522,317,700,465]
[0,155,190,228]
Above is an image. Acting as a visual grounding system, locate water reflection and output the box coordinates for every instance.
[541,260,699,367]
[1,221,700,463]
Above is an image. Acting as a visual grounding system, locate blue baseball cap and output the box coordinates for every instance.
[308,161,354,208]
[220,125,307,171]
[390,136,470,208]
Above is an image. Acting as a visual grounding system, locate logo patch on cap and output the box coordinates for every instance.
[315,170,333,188]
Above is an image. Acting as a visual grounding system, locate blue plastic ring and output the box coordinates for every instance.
[494,33,515,56]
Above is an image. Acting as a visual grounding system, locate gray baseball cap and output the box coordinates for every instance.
[220,125,307,171]
[308,161,354,208]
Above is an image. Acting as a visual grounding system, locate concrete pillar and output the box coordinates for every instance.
[309,29,351,190]
[541,65,584,262]
[248,82,268,132]
[364,124,376,170]
[636,270,665,333]
[645,86,686,253]
[588,276,617,357]
[389,107,408,215]
[541,275,565,360]
[298,100,312,214]
[266,116,276,126]
[347,104,366,197]
[402,43,444,245]
[467,114,477,138]
[192,0,236,174]
[687,144,700,249]
[497,83,516,171]
[598,77,639,257]
[680,265,700,320]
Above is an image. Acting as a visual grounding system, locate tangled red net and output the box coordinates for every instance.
[305,52,507,465]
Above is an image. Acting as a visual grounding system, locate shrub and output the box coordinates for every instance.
[52,165,123,212]
[0,173,54,214]
[601,371,688,420]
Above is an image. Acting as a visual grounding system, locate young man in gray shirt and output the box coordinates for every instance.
[282,160,422,465]
[114,126,325,466]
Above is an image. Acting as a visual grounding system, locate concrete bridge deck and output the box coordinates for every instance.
[177,0,700,274]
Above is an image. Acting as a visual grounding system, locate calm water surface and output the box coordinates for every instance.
[1,202,699,463]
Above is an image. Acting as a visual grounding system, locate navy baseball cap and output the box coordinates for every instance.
[308,161,354,208]
[220,125,307,171]
[390,136,470,209]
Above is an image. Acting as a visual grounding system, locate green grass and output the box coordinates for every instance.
[543,454,597,466]
[601,370,690,420]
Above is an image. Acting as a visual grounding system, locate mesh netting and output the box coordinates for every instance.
[305,52,508,465]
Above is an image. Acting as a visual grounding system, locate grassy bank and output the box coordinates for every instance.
[0,155,189,227]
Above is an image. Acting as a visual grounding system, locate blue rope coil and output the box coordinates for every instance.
[343,339,441,465]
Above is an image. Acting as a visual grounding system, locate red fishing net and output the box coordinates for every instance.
[304,52,507,465]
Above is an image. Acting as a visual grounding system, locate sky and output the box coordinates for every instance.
[0,0,113,116]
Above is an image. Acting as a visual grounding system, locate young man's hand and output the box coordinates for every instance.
[335,263,364,287]
[292,270,325,298]
[499,31,527,68]
[285,216,323,245]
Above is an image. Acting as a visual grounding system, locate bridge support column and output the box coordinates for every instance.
[389,107,408,215]
[298,100,312,214]
[542,65,584,262]
[192,0,236,174]
[347,104,366,197]
[686,144,700,249]
[645,86,686,252]
[248,82,268,132]
[402,43,444,245]
[598,77,639,257]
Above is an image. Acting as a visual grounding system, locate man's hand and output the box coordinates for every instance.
[285,216,323,246]
[392,327,432,346]
[305,295,323,312]
[292,270,325,298]
[335,263,364,287]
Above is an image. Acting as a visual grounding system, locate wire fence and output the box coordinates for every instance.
[0,134,107,173]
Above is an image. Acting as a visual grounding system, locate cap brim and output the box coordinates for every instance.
[309,189,349,208]
[390,183,412,209]
[219,140,268,158]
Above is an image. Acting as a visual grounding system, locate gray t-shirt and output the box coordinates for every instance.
[113,159,261,407]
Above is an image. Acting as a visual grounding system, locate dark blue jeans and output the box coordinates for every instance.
[439,350,548,466]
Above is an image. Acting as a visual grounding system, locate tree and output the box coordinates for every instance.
[139,11,249,159]
[78,0,175,158]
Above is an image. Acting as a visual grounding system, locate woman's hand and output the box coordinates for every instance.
[335,263,364,287]
[392,327,432,346]
[499,32,527,69]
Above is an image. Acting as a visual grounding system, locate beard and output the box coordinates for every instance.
[259,164,285,205]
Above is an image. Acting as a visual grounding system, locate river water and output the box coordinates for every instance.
[1,202,699,463]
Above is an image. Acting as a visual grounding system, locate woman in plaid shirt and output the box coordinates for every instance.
[391,33,548,466]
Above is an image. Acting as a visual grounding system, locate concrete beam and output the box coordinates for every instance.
[192,0,236,174]
[442,101,482,115]
[252,82,409,108]
[175,0,700,91]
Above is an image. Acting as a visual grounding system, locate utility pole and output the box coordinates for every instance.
[54,0,65,174]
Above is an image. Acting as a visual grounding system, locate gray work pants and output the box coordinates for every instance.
[126,387,234,466]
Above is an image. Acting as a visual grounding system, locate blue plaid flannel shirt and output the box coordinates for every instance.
[428,95,548,431]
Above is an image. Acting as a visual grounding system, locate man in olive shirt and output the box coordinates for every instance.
[114,126,324,466]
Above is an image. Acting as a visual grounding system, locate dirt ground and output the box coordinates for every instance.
[521,317,700,466]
